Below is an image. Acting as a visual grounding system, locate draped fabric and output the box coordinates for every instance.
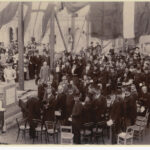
[42,3,54,38]
[0,2,32,32]
[24,2,32,32]
[63,2,88,13]
[134,2,150,40]
[0,2,19,29]
[123,2,135,39]
[89,2,123,40]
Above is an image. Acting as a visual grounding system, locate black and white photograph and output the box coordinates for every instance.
[0,0,150,145]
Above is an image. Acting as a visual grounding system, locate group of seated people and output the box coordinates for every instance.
[19,43,150,144]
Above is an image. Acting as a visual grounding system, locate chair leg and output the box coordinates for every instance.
[23,131,26,142]
[47,134,50,143]
[44,132,47,144]
[33,132,37,144]
[124,139,126,145]
[90,135,93,144]
[131,138,133,144]
[102,132,105,144]
[16,129,20,142]
[53,134,55,144]
[32,134,34,144]
[24,131,26,144]
[56,133,59,144]
[41,132,42,143]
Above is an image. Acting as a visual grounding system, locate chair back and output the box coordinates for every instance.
[60,126,72,134]
[60,126,73,144]
[94,121,105,133]
[55,110,61,116]
[16,118,28,129]
[136,118,147,127]
[126,126,134,137]
[83,122,94,130]
[45,121,55,131]
[16,118,20,128]
[97,121,106,128]
[145,110,150,120]
[32,119,43,129]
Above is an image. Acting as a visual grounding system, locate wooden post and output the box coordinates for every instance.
[49,6,55,72]
[71,13,76,51]
[86,15,89,48]
[55,13,68,51]
[18,2,24,90]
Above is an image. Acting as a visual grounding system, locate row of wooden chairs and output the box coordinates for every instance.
[80,121,107,144]
[117,110,149,144]
[16,118,108,144]
[16,118,59,144]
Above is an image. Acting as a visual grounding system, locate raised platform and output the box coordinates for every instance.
[4,89,37,130]
[0,80,38,131]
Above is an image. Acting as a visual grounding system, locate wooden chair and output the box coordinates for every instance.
[45,121,58,144]
[136,110,149,123]
[93,121,105,144]
[54,110,61,132]
[16,118,29,142]
[32,119,46,143]
[136,110,149,134]
[130,117,147,140]
[80,122,94,144]
[117,126,134,144]
[60,126,73,144]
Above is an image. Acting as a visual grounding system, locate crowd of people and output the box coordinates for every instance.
[18,41,150,144]
[1,37,150,144]
[0,39,50,83]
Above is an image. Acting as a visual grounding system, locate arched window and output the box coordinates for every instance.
[16,27,18,41]
[9,27,13,42]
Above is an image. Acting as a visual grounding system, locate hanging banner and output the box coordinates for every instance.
[134,2,150,40]
[89,2,123,40]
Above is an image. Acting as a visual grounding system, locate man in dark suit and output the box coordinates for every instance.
[34,50,42,84]
[28,51,35,79]
[55,85,67,122]
[72,92,84,144]
[65,84,75,124]
[123,86,137,128]
[110,90,124,144]
[26,97,42,139]
[139,86,150,114]
[82,95,94,123]
[92,89,107,122]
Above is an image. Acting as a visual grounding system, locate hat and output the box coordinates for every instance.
[74,92,80,98]
[62,76,67,80]
[6,61,13,66]
[68,84,74,90]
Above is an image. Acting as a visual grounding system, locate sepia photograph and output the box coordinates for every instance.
[0,0,150,145]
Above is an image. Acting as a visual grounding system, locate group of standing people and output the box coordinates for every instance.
[20,42,150,144]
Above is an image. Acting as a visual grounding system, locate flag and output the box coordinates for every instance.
[89,2,123,40]
[134,2,150,40]
[0,2,19,29]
